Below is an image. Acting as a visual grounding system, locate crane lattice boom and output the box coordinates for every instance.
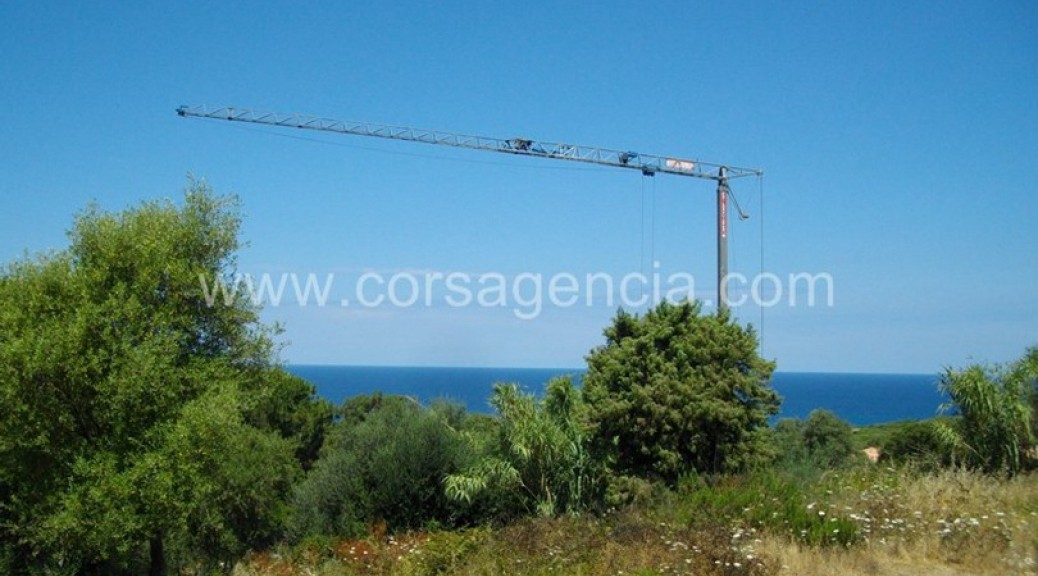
[176,104,762,310]
[176,105,760,181]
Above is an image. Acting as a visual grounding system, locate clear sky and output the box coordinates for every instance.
[2,1,1035,373]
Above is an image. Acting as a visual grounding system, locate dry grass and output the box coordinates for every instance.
[762,467,1038,575]
[234,468,1038,576]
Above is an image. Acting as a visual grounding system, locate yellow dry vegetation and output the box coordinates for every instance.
[762,469,1037,576]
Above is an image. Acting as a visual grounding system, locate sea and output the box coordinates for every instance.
[287,365,947,427]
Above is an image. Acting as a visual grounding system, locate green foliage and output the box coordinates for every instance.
[771,418,807,459]
[289,396,471,540]
[603,474,668,510]
[0,182,327,574]
[769,418,821,484]
[158,383,301,569]
[771,412,865,486]
[935,347,1038,475]
[242,368,334,471]
[881,420,952,469]
[1020,347,1038,431]
[445,377,601,518]
[801,409,855,468]
[582,300,778,483]
[849,419,920,451]
[676,471,859,547]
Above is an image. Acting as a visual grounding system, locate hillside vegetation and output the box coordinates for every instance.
[236,465,1038,576]
[2,185,1034,576]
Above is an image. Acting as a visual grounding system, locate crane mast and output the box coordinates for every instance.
[176,105,761,310]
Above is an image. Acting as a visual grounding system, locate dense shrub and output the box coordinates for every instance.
[288,396,472,540]
[802,409,855,467]
[583,301,778,483]
[935,347,1038,474]
[881,420,952,469]
[771,410,856,473]
[772,418,808,461]
[446,378,602,519]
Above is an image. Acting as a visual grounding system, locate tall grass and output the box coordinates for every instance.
[764,466,1037,575]
[234,466,1037,576]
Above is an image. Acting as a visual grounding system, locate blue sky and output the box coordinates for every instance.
[1,1,1035,373]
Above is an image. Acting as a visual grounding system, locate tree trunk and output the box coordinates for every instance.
[149,534,166,576]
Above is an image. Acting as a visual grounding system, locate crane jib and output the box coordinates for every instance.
[174,105,761,182]
[176,104,762,311]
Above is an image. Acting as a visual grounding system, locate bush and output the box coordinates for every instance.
[583,301,778,483]
[771,410,856,477]
[772,418,807,460]
[288,396,472,540]
[802,409,855,468]
[935,347,1038,475]
[881,420,952,469]
[445,378,602,519]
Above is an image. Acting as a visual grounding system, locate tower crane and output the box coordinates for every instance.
[176,105,762,311]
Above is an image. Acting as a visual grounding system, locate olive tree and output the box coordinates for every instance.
[289,395,471,539]
[0,181,330,574]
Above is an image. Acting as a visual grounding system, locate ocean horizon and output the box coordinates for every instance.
[288,365,947,427]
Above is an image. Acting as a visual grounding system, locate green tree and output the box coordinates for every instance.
[771,418,807,463]
[801,409,855,468]
[582,301,778,483]
[0,182,330,574]
[445,377,600,518]
[289,395,471,540]
[935,347,1038,475]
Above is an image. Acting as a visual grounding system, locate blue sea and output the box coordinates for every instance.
[287,365,946,427]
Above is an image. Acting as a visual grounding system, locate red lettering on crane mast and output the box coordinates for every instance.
[720,189,728,239]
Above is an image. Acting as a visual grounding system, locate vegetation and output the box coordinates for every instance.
[934,347,1038,475]
[879,420,953,469]
[0,183,331,575]
[582,301,778,482]
[4,187,1037,575]
[771,409,858,483]
[288,394,471,541]
[235,466,1038,576]
[445,377,600,518]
